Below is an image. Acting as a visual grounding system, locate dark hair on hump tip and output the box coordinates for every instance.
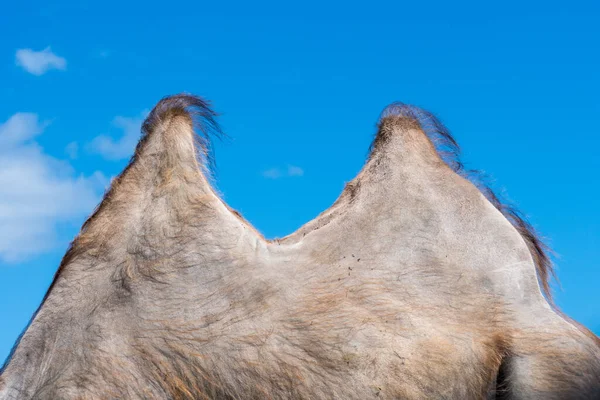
[140,93,225,172]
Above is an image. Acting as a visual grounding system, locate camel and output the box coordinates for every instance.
[0,94,598,399]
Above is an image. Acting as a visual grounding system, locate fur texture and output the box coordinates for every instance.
[1,94,598,399]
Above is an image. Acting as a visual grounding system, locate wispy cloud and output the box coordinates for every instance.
[0,113,105,262]
[287,165,304,177]
[15,47,67,76]
[65,141,78,159]
[87,114,145,161]
[262,165,304,179]
[262,168,283,179]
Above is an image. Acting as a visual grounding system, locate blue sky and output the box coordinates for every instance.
[1,0,598,363]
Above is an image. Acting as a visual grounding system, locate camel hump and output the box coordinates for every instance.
[139,93,223,171]
[368,101,554,300]
[369,102,459,169]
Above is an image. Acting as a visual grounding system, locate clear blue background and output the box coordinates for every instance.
[1,0,598,364]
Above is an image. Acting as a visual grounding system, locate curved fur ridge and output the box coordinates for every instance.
[376,102,555,301]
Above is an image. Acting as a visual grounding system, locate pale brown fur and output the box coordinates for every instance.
[1,94,598,399]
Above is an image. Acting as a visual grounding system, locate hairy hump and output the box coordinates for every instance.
[373,103,555,301]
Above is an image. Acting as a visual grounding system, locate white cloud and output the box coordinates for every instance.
[262,168,283,179]
[0,113,47,147]
[0,113,105,262]
[262,165,304,179]
[65,141,79,159]
[287,165,304,177]
[15,47,67,76]
[88,114,145,160]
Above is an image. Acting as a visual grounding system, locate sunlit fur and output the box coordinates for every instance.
[1,94,598,399]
